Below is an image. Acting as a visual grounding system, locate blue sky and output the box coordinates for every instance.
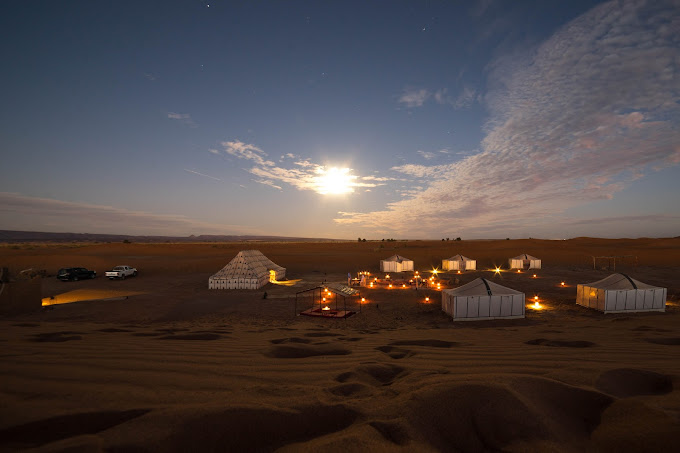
[1,0,678,239]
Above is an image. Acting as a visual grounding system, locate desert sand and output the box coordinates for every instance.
[1,238,679,452]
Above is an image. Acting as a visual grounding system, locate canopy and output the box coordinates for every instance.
[442,278,525,321]
[208,250,285,289]
[576,273,666,313]
[380,254,414,272]
[509,253,541,270]
[442,254,476,271]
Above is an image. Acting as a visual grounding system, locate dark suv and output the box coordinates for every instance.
[57,267,96,281]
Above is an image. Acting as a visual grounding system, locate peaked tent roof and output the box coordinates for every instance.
[581,273,659,290]
[445,254,473,262]
[382,254,412,263]
[210,250,284,280]
[445,278,522,297]
[511,253,540,260]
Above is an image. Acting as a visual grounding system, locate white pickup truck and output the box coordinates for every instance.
[105,265,138,280]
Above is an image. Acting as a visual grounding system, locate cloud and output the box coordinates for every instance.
[416,150,436,160]
[143,72,157,81]
[434,86,478,109]
[0,192,252,236]
[167,112,197,128]
[398,88,431,108]
[215,141,380,194]
[183,169,222,181]
[219,140,275,167]
[338,0,680,237]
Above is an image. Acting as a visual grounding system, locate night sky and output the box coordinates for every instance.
[1,0,678,239]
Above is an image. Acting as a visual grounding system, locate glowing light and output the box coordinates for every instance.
[314,167,357,195]
[402,284,406,288]
[386,274,390,279]
[322,306,331,311]
[517,269,521,273]
[369,283,374,288]
[389,284,393,288]
[415,271,419,275]
[425,297,430,302]
[361,297,366,304]
[457,270,461,274]
[534,295,538,300]
[561,281,565,286]
[533,301,541,309]
[432,269,439,275]
[533,274,537,278]
[494,267,501,274]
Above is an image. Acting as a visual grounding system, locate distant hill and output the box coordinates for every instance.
[0,230,341,243]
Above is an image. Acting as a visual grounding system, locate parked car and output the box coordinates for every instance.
[105,265,137,280]
[57,267,96,281]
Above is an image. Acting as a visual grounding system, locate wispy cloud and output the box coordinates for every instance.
[143,72,157,81]
[183,169,222,181]
[416,150,436,160]
[398,88,430,108]
[0,192,251,236]
[402,86,477,109]
[340,0,680,237]
[167,112,197,128]
[212,140,382,194]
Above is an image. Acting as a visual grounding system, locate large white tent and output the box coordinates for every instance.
[442,278,525,321]
[509,253,541,270]
[576,273,666,313]
[208,250,285,290]
[442,254,476,271]
[380,255,414,272]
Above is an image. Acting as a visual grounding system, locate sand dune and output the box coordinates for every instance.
[1,238,679,451]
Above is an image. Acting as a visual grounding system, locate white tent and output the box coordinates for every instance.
[509,253,541,270]
[380,255,414,272]
[442,278,525,321]
[208,250,285,290]
[442,254,476,271]
[576,273,666,313]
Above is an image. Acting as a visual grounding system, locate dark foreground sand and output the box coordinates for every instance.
[1,238,679,452]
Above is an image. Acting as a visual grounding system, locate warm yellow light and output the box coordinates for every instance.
[386,274,390,279]
[533,301,541,309]
[369,283,374,287]
[561,281,565,286]
[517,269,521,273]
[534,295,538,300]
[415,271,419,274]
[494,267,501,274]
[322,305,330,311]
[389,284,393,288]
[533,274,537,278]
[432,269,438,275]
[457,270,461,274]
[314,166,357,195]
[361,297,366,303]
[402,284,406,288]
[425,297,430,302]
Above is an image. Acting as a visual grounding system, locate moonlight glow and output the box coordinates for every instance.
[314,167,357,195]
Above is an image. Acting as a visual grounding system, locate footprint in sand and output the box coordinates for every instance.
[595,368,673,398]
[327,382,374,398]
[266,344,351,358]
[28,332,83,342]
[526,338,596,348]
[375,345,414,359]
[335,363,407,387]
[0,409,149,450]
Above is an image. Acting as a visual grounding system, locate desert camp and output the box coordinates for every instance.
[1,238,680,452]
